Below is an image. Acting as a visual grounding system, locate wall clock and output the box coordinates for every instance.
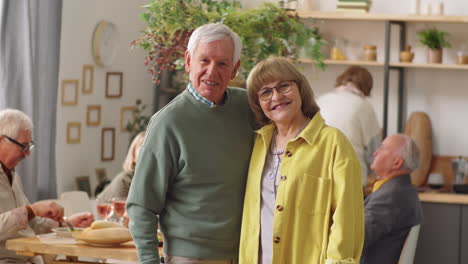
[92,21,118,67]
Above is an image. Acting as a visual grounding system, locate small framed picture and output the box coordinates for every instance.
[86,105,101,126]
[120,106,136,132]
[61,79,79,106]
[75,176,91,196]
[101,127,115,161]
[105,72,123,98]
[82,65,94,94]
[95,168,108,184]
[66,122,81,144]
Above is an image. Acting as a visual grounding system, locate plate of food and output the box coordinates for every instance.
[51,227,84,238]
[72,220,132,246]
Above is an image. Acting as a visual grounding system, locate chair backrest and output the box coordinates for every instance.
[398,224,421,264]
[59,191,92,216]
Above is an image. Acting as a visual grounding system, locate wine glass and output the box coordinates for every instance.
[96,198,112,220]
[111,197,126,224]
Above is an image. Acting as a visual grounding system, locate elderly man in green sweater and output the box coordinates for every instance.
[126,23,254,264]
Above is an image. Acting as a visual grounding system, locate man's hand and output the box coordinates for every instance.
[29,201,64,222]
[67,212,94,228]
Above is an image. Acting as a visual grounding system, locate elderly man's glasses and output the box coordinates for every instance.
[2,135,35,153]
[257,80,295,101]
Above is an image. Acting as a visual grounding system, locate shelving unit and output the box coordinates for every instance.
[293,11,468,137]
[299,59,468,70]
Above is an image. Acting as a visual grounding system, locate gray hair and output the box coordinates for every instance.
[398,134,420,172]
[0,109,33,138]
[187,23,242,65]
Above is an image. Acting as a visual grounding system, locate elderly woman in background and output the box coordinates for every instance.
[317,66,381,186]
[97,131,146,202]
[239,57,364,264]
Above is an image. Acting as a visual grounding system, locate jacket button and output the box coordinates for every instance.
[285,151,292,157]
[276,205,283,211]
[280,175,287,181]
[274,236,281,243]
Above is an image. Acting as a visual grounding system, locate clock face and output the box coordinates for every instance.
[92,21,119,67]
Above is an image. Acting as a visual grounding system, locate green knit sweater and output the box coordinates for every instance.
[127,87,254,264]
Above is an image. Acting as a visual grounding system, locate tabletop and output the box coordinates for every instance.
[6,237,163,263]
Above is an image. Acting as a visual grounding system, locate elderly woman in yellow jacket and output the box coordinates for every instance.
[239,57,364,264]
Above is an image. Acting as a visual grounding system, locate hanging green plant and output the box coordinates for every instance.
[131,0,326,83]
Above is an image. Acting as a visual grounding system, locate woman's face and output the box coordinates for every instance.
[257,80,303,124]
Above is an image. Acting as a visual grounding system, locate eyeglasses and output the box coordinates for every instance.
[257,80,295,101]
[2,135,35,153]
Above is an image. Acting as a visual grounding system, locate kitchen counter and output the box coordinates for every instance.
[419,192,468,205]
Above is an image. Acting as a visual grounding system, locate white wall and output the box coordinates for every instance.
[56,0,468,195]
[56,0,153,195]
[242,0,468,156]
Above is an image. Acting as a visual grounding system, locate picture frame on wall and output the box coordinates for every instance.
[105,72,123,98]
[82,65,94,94]
[75,176,91,196]
[86,105,101,126]
[66,122,81,144]
[120,106,136,132]
[101,127,115,161]
[61,79,79,106]
[95,168,108,184]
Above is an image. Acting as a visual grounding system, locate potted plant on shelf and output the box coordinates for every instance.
[131,0,326,85]
[417,27,451,64]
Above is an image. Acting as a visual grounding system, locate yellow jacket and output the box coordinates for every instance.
[239,113,364,264]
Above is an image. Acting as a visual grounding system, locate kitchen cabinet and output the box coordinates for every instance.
[294,11,468,137]
[415,193,468,264]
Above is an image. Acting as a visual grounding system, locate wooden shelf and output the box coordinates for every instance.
[298,59,468,70]
[390,62,468,70]
[291,11,468,23]
[298,58,384,67]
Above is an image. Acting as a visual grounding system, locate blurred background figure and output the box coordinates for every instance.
[0,108,93,263]
[361,134,423,264]
[317,65,381,187]
[96,131,146,202]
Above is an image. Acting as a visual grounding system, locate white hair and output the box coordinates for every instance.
[0,109,33,138]
[398,134,420,172]
[187,23,242,65]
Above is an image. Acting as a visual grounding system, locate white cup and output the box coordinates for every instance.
[428,173,444,185]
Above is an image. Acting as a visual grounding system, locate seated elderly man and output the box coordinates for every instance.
[0,109,93,263]
[360,134,423,264]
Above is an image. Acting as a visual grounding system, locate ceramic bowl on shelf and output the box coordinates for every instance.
[400,51,414,62]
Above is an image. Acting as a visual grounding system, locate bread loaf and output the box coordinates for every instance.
[83,227,132,240]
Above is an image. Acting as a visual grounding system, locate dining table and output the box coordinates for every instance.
[5,236,163,264]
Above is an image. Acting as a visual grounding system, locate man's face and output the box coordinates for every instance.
[0,130,32,169]
[185,38,240,104]
[371,135,404,177]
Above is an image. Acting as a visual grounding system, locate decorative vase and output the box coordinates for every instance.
[427,48,442,63]
[400,45,415,63]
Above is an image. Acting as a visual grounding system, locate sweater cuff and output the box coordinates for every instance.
[25,205,35,221]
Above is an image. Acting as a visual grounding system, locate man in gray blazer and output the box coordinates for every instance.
[361,134,423,264]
